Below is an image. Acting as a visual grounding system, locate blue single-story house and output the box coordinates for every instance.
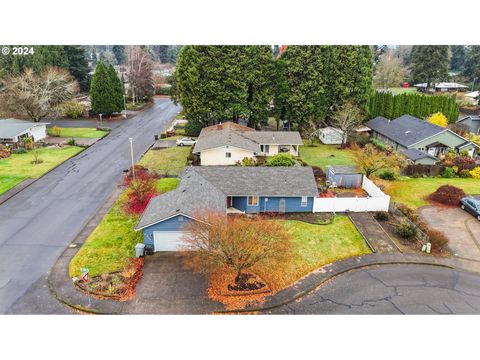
[135,166,319,252]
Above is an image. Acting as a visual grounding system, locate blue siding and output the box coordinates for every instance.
[231,196,313,213]
[142,214,193,246]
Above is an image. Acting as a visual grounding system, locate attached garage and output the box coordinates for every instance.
[153,231,189,252]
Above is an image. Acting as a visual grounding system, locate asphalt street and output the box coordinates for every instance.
[268,264,480,314]
[0,98,180,313]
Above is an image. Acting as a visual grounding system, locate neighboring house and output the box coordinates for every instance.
[192,122,303,165]
[414,82,468,92]
[0,118,49,144]
[365,115,479,162]
[135,166,319,251]
[318,127,344,145]
[326,165,363,188]
[401,149,439,165]
[457,115,480,135]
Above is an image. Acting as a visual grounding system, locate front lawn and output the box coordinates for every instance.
[139,146,191,176]
[69,177,180,278]
[254,216,371,290]
[299,141,357,170]
[375,177,480,208]
[47,127,108,138]
[0,146,83,195]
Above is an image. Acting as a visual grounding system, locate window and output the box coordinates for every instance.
[247,196,259,206]
[301,196,308,207]
[225,152,231,158]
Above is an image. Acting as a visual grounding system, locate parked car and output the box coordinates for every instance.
[460,197,480,221]
[176,137,196,146]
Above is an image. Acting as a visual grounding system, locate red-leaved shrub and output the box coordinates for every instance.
[123,165,159,215]
[428,185,466,206]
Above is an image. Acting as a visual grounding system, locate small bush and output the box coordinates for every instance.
[12,147,27,154]
[23,136,34,150]
[470,167,480,179]
[428,185,466,206]
[50,126,62,137]
[427,229,449,250]
[459,169,472,178]
[265,153,295,167]
[374,211,390,221]
[184,120,203,137]
[67,137,76,146]
[0,144,11,158]
[239,157,256,166]
[312,166,325,180]
[396,203,419,222]
[395,220,418,239]
[441,167,455,178]
[371,138,386,150]
[59,101,85,119]
[155,86,172,96]
[379,169,397,181]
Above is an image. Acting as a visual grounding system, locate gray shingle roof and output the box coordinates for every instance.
[401,148,438,161]
[0,119,47,139]
[457,115,480,123]
[135,170,226,230]
[192,121,303,153]
[365,115,445,147]
[191,166,319,197]
[327,165,359,174]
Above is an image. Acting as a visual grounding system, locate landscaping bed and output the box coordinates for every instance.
[0,145,83,195]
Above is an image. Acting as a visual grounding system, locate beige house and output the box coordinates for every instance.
[192,122,303,166]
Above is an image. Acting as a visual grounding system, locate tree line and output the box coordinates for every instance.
[369,91,460,122]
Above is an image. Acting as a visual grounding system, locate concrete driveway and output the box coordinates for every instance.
[419,206,480,261]
[123,253,223,314]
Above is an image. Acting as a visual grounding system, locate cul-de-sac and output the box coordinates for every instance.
[1,45,480,314]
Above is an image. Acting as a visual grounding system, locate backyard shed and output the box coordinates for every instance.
[326,165,363,189]
[318,126,344,145]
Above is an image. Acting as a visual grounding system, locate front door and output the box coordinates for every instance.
[227,196,232,207]
[279,198,286,213]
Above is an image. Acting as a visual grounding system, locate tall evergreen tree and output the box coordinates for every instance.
[63,46,90,91]
[107,64,125,111]
[410,45,449,88]
[112,45,125,65]
[450,45,466,72]
[90,61,121,115]
[463,46,480,86]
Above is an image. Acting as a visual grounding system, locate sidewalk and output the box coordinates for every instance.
[349,213,400,253]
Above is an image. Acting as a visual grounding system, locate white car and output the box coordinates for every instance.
[176,137,196,146]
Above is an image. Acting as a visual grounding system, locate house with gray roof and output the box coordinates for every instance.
[365,115,479,164]
[457,115,480,135]
[0,118,49,144]
[135,166,318,251]
[192,122,303,165]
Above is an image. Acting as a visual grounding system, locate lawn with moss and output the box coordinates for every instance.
[375,177,480,208]
[69,177,180,277]
[139,146,191,176]
[255,216,371,290]
[48,127,108,138]
[299,141,357,170]
[0,146,83,195]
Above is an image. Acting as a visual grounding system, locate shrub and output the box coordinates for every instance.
[396,203,419,222]
[59,101,85,119]
[67,137,76,146]
[427,229,449,250]
[374,211,390,221]
[184,120,203,137]
[0,144,11,158]
[265,153,295,167]
[23,136,33,150]
[371,138,386,150]
[428,185,466,205]
[427,112,448,127]
[50,126,62,137]
[395,220,418,239]
[312,166,325,180]
[123,166,160,215]
[239,157,256,167]
[12,147,26,154]
[470,167,480,179]
[452,155,476,171]
[441,167,455,178]
[155,86,172,96]
[459,169,472,178]
[379,169,397,181]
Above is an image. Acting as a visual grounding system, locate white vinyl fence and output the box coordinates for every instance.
[313,176,390,213]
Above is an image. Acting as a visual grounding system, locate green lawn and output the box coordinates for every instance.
[48,127,108,138]
[139,146,191,176]
[387,87,419,95]
[299,141,357,170]
[256,216,371,290]
[376,177,480,208]
[69,177,180,277]
[0,146,83,195]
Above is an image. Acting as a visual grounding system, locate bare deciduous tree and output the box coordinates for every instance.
[374,50,405,89]
[0,67,78,122]
[126,46,155,103]
[182,212,292,288]
[330,101,363,148]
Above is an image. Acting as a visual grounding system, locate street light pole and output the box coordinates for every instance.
[129,137,135,181]
[99,113,103,128]
[123,94,127,119]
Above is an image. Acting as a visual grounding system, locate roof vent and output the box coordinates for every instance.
[176,209,181,212]
[272,134,276,141]
[405,130,411,134]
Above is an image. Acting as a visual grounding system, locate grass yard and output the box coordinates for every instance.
[0,146,83,195]
[48,127,108,138]
[387,87,419,95]
[254,216,371,290]
[375,177,480,208]
[69,177,180,278]
[139,146,191,176]
[299,141,357,170]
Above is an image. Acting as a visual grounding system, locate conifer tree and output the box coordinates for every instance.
[90,61,120,115]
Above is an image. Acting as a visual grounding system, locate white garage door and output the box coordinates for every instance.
[153,231,188,252]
